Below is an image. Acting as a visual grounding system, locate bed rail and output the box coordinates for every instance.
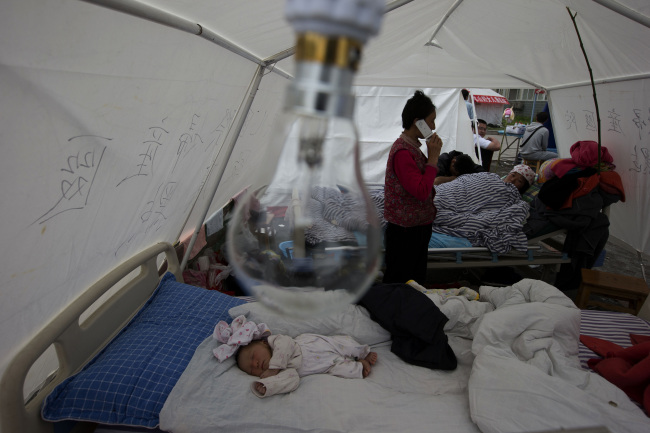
[0,242,182,433]
[425,236,571,283]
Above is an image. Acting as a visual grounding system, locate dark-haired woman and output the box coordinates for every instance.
[383,90,442,284]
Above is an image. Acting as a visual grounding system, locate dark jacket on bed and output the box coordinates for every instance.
[358,283,457,370]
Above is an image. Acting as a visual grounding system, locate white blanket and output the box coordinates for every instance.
[160,280,650,433]
[469,280,650,433]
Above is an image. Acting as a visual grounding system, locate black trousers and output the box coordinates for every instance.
[382,222,432,284]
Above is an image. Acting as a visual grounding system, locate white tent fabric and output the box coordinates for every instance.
[1,0,650,400]
[353,86,475,185]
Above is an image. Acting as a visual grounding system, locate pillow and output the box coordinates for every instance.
[521,182,541,203]
[42,272,246,428]
[537,158,562,184]
[228,301,391,346]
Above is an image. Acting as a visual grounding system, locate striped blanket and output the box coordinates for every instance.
[579,309,650,370]
[304,186,386,246]
[432,172,529,253]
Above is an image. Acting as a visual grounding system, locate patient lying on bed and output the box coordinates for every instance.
[431,164,536,253]
[213,315,377,398]
[237,334,378,397]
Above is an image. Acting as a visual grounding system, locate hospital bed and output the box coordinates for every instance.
[425,233,569,282]
[277,181,573,283]
[1,241,649,433]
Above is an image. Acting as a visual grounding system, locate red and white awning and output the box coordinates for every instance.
[473,94,509,104]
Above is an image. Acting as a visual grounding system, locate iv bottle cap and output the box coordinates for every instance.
[285,0,384,43]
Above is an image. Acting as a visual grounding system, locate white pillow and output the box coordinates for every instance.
[228,302,391,346]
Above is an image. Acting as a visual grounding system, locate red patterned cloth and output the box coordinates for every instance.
[580,334,650,415]
[551,141,614,178]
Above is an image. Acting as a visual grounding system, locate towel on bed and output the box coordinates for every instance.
[432,172,529,253]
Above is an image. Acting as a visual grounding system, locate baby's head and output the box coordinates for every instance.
[236,339,272,377]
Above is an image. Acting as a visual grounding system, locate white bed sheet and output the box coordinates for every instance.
[160,280,650,433]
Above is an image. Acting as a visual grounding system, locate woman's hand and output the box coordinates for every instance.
[260,368,280,379]
[426,133,443,166]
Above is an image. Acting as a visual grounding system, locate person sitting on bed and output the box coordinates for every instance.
[213,315,378,398]
[435,151,484,185]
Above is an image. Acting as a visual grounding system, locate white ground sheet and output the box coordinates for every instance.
[160,280,650,433]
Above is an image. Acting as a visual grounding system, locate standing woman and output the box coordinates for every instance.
[383,90,443,284]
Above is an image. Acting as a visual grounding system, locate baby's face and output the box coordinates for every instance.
[238,340,272,377]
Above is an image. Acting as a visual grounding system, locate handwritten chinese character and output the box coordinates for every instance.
[583,110,596,132]
[172,114,203,172]
[141,181,177,233]
[114,181,178,256]
[210,109,235,150]
[607,108,624,134]
[118,119,169,186]
[632,108,649,140]
[630,145,650,174]
[565,110,577,132]
[34,137,108,224]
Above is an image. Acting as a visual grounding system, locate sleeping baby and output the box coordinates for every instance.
[213,315,377,398]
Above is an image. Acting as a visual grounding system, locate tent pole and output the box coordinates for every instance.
[530,93,537,124]
[81,0,291,79]
[179,64,266,270]
[546,72,650,91]
[592,0,650,29]
[386,0,415,13]
[567,7,602,171]
[471,116,482,167]
[546,92,556,154]
[427,0,465,44]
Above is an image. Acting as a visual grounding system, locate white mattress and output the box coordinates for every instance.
[159,280,650,433]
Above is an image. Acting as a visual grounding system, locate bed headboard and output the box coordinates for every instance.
[0,242,182,433]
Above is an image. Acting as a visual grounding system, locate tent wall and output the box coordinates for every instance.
[0,0,284,393]
[549,78,650,255]
[475,103,506,126]
[353,86,475,185]
[252,86,471,192]
[178,69,288,248]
